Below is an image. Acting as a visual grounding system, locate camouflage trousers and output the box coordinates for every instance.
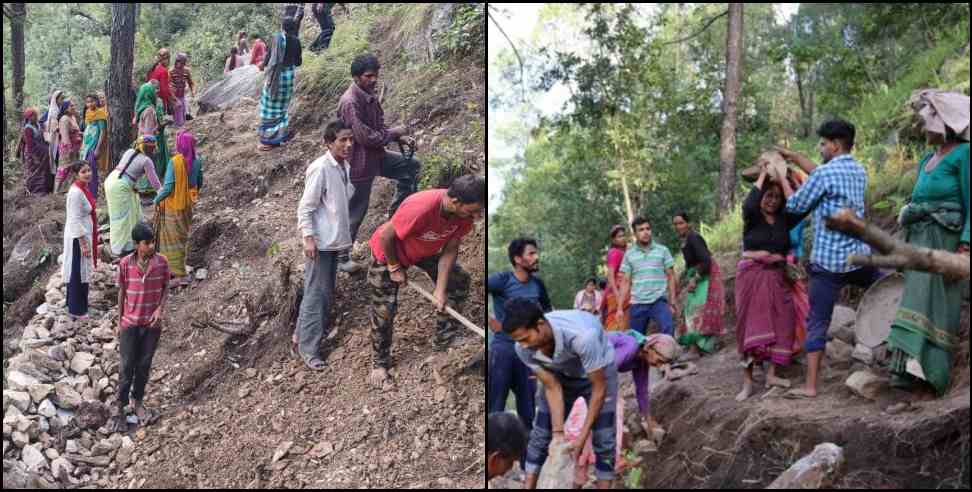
[368,256,470,369]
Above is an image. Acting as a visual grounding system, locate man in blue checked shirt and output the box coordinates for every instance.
[774,119,884,400]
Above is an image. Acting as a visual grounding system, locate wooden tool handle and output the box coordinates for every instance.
[408,283,485,338]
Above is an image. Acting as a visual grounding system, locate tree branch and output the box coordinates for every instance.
[70,8,110,36]
[487,7,526,102]
[826,209,970,280]
[659,9,729,47]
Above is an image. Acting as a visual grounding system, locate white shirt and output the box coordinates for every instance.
[62,185,94,284]
[297,151,355,251]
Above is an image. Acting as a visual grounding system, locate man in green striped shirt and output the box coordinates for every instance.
[616,217,679,336]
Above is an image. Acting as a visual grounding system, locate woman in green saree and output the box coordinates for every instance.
[133,82,171,193]
[888,90,970,397]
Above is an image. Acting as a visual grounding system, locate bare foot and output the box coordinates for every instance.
[736,383,754,402]
[369,368,389,389]
[767,376,792,389]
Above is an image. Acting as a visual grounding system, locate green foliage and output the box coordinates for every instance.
[623,452,643,489]
[444,3,485,59]
[698,209,744,258]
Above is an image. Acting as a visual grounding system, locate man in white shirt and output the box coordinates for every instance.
[295,119,356,370]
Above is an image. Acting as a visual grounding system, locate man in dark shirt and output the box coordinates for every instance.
[487,238,552,472]
[309,3,349,52]
[336,53,420,273]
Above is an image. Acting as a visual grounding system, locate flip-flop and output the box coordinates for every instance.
[783,389,817,400]
[109,415,128,434]
[301,356,326,372]
[138,408,161,427]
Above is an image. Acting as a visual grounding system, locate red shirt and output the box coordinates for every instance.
[117,253,170,330]
[370,190,473,268]
[147,63,173,112]
[250,39,267,66]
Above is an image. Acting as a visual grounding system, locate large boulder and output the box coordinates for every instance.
[197,64,264,114]
[768,443,846,489]
[2,222,62,303]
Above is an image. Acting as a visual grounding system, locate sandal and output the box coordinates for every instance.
[109,415,129,434]
[257,144,275,152]
[301,356,326,372]
[138,408,161,427]
[783,388,817,400]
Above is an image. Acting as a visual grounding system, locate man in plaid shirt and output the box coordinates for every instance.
[111,223,170,431]
[775,119,883,400]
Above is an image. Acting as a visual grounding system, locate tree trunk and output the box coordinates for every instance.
[717,3,744,219]
[619,160,635,235]
[10,3,26,117]
[108,3,137,167]
[795,65,811,138]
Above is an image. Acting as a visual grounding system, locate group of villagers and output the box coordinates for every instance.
[486,90,969,488]
[16,9,486,432]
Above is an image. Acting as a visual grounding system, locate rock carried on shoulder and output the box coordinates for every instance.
[768,443,846,489]
[846,370,889,401]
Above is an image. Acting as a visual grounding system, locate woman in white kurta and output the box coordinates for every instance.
[63,161,98,319]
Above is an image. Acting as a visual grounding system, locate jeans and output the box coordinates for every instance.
[342,150,421,262]
[629,299,675,336]
[805,264,883,353]
[525,366,619,481]
[117,326,162,407]
[488,336,536,471]
[296,251,339,360]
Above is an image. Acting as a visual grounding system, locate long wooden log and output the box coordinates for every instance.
[826,209,970,280]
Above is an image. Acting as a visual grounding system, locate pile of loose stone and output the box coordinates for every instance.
[2,263,137,488]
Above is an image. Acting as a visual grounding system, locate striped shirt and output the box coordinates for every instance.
[620,241,674,305]
[117,253,170,330]
[785,154,872,273]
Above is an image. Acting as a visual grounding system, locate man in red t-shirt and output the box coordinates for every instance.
[367,175,485,388]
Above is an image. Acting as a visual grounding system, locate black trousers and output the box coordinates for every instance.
[117,326,162,407]
[310,9,336,51]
